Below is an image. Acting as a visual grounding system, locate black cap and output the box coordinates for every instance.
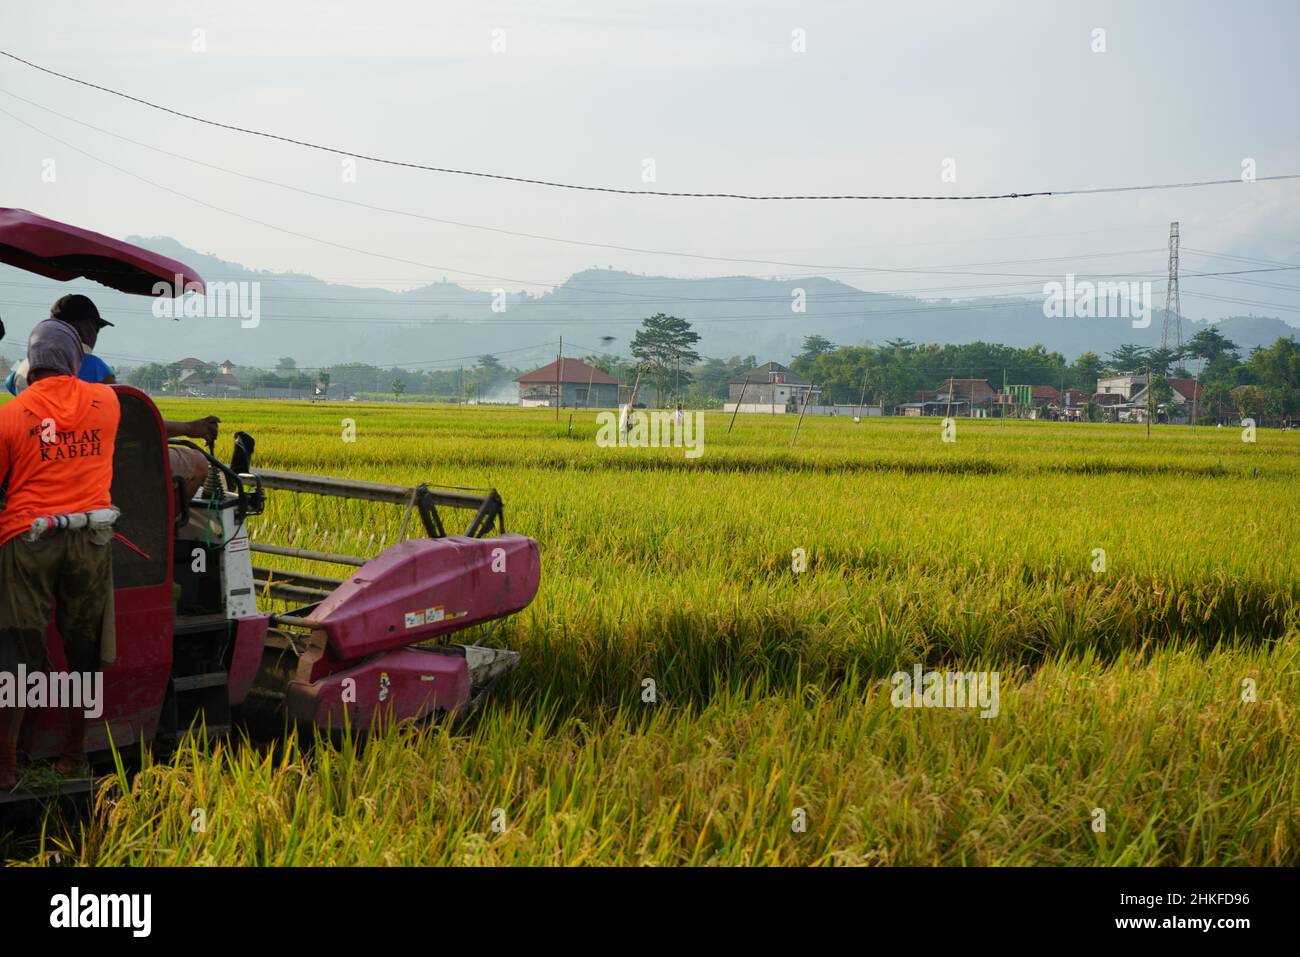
[50,293,113,328]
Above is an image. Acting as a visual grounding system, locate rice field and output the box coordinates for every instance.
[23,402,1300,865]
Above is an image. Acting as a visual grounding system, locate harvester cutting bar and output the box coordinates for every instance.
[252,468,504,538]
[250,542,367,566]
[253,566,345,590]
[257,581,330,604]
[252,567,342,604]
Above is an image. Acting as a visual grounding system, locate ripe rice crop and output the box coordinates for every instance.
[22,403,1300,865]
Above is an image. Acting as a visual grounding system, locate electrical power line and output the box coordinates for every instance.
[1,85,1185,284]
[5,49,1300,202]
[0,104,1199,314]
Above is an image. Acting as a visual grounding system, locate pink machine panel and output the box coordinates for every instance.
[307,534,540,666]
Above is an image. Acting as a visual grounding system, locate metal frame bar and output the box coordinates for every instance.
[252,469,504,538]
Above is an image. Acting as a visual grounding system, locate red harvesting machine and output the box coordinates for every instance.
[0,208,540,800]
[14,391,541,772]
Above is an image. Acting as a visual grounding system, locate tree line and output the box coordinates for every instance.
[787,328,1298,423]
[121,312,1299,422]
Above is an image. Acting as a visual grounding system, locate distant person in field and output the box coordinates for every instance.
[0,320,121,787]
[5,294,221,499]
[674,401,684,427]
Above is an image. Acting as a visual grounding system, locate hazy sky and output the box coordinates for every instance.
[1,1,1297,323]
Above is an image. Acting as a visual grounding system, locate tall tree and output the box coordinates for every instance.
[1148,374,1175,415]
[1146,347,1180,376]
[1107,344,1149,373]
[476,353,505,387]
[1186,327,1239,365]
[1070,351,1105,393]
[630,313,701,404]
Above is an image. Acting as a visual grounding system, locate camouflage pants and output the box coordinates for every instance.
[0,527,113,678]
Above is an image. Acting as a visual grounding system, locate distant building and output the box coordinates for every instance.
[725,362,820,413]
[176,357,213,374]
[1091,392,1127,418]
[1128,377,1201,422]
[899,378,995,417]
[1030,385,1061,407]
[936,378,997,408]
[897,393,965,417]
[515,358,620,407]
[1061,389,1090,420]
[1096,372,1148,401]
[168,357,240,395]
[209,372,243,394]
[1094,373,1202,423]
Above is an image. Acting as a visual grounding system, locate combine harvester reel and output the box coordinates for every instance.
[250,466,539,729]
[171,433,540,739]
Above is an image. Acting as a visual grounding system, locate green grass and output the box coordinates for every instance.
[17,403,1300,865]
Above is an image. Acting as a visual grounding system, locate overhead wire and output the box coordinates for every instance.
[4,50,1299,202]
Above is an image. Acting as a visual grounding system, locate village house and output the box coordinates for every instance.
[1061,389,1090,420]
[515,358,620,408]
[1030,385,1061,408]
[899,378,996,417]
[1127,377,1201,423]
[724,362,821,414]
[1096,372,1148,401]
[171,357,242,395]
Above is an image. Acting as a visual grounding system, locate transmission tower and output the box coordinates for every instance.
[1161,221,1181,355]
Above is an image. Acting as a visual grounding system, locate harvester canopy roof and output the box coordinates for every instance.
[0,207,205,297]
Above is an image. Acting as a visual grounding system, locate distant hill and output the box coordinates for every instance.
[0,238,1294,369]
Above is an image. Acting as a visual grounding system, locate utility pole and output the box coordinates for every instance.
[1146,363,1152,437]
[791,381,815,448]
[728,371,752,435]
[1161,221,1182,355]
[555,336,562,421]
[1191,357,1202,432]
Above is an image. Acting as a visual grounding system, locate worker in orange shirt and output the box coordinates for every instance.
[0,320,120,789]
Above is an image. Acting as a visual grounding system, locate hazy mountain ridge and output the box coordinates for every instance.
[0,237,1294,369]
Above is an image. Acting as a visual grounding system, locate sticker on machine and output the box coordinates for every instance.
[227,537,250,553]
[425,605,445,623]
[404,610,427,628]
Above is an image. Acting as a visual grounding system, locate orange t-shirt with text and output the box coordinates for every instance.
[0,375,120,546]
